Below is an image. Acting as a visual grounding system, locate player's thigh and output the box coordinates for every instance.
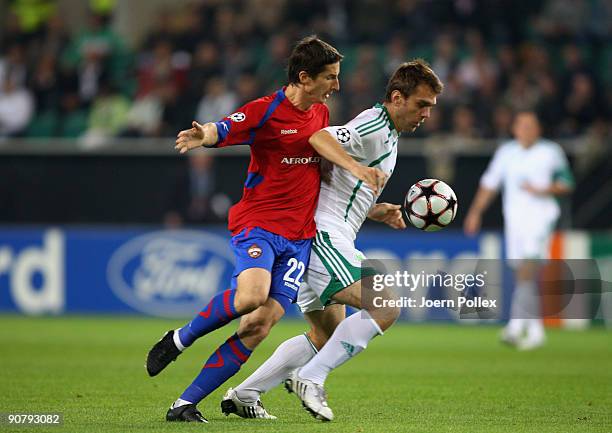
[308,230,363,306]
[230,228,277,308]
[235,268,272,309]
[505,221,554,262]
[269,237,312,307]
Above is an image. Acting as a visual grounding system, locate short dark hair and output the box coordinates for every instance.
[384,59,443,101]
[287,36,343,84]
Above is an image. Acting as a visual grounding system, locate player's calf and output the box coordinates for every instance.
[236,297,286,349]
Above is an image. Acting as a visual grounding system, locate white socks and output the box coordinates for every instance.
[507,281,544,340]
[235,334,318,403]
[172,398,192,408]
[299,310,382,386]
[173,328,186,352]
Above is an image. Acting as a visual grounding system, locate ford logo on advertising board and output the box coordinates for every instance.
[107,230,234,317]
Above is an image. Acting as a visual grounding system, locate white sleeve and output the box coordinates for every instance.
[480,146,506,190]
[550,144,575,187]
[322,124,366,161]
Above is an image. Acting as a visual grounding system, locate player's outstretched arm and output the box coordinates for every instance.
[175,121,219,154]
[464,186,497,236]
[309,130,387,195]
[521,181,573,197]
[368,203,406,229]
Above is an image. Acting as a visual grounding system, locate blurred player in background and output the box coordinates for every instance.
[222,60,443,421]
[145,35,387,423]
[465,111,574,350]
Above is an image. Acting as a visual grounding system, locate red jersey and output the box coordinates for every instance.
[212,88,329,240]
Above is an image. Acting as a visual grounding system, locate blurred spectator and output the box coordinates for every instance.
[164,153,230,227]
[574,117,610,177]
[456,30,498,92]
[195,77,237,125]
[120,84,165,138]
[503,73,540,112]
[256,33,291,93]
[0,70,34,137]
[136,39,188,99]
[0,42,28,89]
[490,104,514,140]
[534,0,589,42]
[447,105,481,151]
[186,40,222,103]
[383,34,409,78]
[80,82,130,148]
[562,73,605,136]
[61,11,129,103]
[0,0,609,141]
[535,73,564,133]
[30,52,59,112]
[431,33,459,84]
[234,72,261,106]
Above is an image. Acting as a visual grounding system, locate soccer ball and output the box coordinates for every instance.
[404,179,458,231]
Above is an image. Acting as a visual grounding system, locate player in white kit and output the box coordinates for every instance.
[464,111,574,350]
[221,60,443,421]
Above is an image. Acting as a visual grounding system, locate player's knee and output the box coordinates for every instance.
[234,286,269,313]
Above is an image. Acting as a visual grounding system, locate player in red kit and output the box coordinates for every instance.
[145,36,387,423]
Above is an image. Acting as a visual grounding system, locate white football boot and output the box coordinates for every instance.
[284,369,334,421]
[221,388,277,419]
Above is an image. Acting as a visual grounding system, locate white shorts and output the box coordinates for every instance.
[504,219,555,261]
[297,230,367,314]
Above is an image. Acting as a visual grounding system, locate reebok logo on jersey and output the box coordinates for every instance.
[247,244,262,258]
[341,341,355,357]
[281,157,322,164]
[280,129,298,135]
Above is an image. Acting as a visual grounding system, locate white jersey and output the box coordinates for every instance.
[316,104,400,240]
[480,139,574,228]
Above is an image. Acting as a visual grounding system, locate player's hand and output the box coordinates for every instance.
[463,211,481,236]
[368,203,407,229]
[351,165,387,195]
[521,182,547,196]
[175,121,207,154]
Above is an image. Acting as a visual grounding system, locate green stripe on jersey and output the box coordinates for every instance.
[343,144,394,221]
[355,110,384,133]
[360,120,390,137]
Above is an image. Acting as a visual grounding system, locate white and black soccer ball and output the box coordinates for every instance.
[403,179,458,232]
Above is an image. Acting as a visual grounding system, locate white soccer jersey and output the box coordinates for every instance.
[480,139,573,225]
[316,103,400,240]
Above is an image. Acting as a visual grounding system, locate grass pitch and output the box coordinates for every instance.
[0,316,610,433]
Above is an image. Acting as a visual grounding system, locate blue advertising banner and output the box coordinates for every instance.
[0,226,506,319]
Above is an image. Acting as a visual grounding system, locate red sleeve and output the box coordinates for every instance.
[213,99,269,148]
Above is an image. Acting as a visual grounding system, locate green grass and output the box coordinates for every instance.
[0,316,611,433]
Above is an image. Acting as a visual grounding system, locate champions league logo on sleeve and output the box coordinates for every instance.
[107,231,235,317]
[336,128,351,143]
[229,112,246,122]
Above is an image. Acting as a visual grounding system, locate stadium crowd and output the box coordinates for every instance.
[0,0,610,144]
